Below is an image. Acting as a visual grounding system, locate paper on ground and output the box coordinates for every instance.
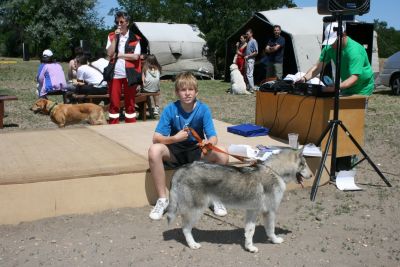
[336,170,363,191]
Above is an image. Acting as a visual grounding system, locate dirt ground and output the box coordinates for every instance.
[0,165,399,266]
[1,69,399,266]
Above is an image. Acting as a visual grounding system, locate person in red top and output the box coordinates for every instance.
[106,11,141,124]
[234,34,247,77]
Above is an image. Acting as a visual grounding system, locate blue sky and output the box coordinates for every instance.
[293,0,399,30]
[96,0,399,30]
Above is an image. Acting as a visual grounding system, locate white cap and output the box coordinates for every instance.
[322,22,345,46]
[42,49,53,57]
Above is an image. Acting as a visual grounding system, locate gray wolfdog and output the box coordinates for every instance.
[167,148,312,252]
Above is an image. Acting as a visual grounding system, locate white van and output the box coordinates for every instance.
[380,51,400,95]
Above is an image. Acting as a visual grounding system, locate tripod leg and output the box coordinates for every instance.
[316,120,334,146]
[310,123,336,201]
[338,122,392,187]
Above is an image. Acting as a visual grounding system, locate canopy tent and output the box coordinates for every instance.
[225,7,378,84]
[132,22,214,79]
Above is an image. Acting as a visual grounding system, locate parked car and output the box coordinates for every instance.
[380,51,400,95]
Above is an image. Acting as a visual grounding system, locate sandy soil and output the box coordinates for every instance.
[0,77,398,266]
[1,164,399,267]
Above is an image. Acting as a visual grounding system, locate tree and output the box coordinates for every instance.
[116,0,295,75]
[0,0,104,59]
[373,20,400,58]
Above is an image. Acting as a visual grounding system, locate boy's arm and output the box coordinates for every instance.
[205,136,218,146]
[152,130,189,145]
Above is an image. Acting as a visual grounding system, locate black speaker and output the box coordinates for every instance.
[318,0,370,15]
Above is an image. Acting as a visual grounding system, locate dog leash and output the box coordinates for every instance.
[185,127,251,162]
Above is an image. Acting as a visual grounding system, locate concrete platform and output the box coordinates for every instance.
[0,120,329,225]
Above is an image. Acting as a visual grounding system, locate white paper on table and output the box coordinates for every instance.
[303,143,322,157]
[228,144,258,158]
[336,170,363,191]
[228,144,280,161]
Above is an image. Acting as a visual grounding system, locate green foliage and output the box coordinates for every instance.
[2,0,398,65]
[116,0,295,75]
[0,0,106,60]
[373,20,400,58]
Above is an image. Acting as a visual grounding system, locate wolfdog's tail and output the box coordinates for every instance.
[166,186,178,225]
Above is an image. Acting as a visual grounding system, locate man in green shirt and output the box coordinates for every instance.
[301,22,374,96]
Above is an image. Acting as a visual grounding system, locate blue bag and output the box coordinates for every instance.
[227,124,269,137]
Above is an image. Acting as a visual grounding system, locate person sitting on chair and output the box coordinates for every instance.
[36,49,67,98]
[65,55,108,104]
[90,49,109,74]
[73,55,108,95]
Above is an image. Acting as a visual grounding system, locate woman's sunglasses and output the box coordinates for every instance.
[115,20,126,25]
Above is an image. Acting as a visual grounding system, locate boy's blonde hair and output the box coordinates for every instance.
[175,72,198,92]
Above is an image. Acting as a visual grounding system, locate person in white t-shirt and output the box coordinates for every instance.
[106,11,142,124]
[90,49,109,73]
[71,55,108,96]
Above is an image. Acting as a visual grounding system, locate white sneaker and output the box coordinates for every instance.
[212,200,227,217]
[154,106,160,115]
[149,198,169,220]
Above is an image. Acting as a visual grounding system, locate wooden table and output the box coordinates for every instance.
[255,91,367,157]
[0,95,18,129]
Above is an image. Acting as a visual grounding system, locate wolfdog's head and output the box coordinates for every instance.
[264,148,313,187]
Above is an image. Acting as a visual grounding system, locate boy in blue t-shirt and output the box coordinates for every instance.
[148,72,229,220]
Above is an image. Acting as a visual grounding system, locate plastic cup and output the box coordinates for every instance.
[288,133,299,149]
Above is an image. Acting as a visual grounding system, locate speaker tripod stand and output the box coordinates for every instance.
[310,15,392,201]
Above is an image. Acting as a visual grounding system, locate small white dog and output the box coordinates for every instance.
[230,64,250,95]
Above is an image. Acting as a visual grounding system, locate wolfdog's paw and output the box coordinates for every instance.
[245,244,259,253]
[271,236,284,244]
[188,242,202,249]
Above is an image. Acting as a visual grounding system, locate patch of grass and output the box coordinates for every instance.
[1,57,399,182]
[334,204,351,215]
[0,58,257,130]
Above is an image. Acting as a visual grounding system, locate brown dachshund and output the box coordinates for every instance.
[31,99,107,127]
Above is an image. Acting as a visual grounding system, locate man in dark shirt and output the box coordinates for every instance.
[265,25,285,80]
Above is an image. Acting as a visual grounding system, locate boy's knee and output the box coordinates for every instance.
[206,146,229,165]
[148,143,169,162]
[148,144,160,160]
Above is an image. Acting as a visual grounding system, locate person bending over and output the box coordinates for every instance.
[148,72,229,220]
[300,22,374,96]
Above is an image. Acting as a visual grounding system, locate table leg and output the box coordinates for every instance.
[0,100,4,129]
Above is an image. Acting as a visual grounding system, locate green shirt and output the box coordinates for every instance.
[320,37,374,96]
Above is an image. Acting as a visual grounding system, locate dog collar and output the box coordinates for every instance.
[48,102,58,116]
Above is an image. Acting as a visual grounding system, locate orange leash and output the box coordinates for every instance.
[185,127,248,162]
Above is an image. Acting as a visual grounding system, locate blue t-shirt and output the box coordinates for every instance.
[267,36,285,63]
[155,100,217,145]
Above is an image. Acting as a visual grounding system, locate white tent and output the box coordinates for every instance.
[132,22,214,78]
[257,7,326,73]
[225,7,378,83]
